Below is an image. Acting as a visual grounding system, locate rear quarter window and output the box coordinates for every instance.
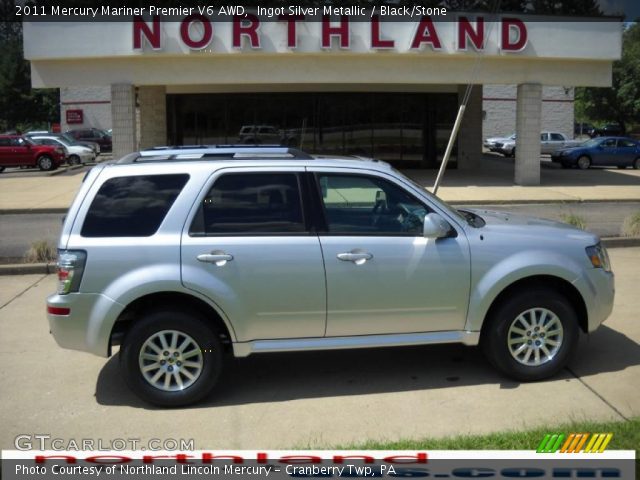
[81,174,189,237]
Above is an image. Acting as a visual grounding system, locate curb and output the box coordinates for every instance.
[0,263,55,276]
[601,237,640,248]
[448,198,640,206]
[0,238,638,276]
[0,208,68,215]
[2,198,640,215]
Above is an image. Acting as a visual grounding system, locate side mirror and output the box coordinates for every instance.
[423,213,452,239]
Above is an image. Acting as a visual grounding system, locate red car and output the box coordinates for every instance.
[0,135,66,172]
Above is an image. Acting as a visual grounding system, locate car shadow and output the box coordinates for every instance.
[95,325,639,410]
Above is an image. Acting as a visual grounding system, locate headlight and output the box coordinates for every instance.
[586,244,611,272]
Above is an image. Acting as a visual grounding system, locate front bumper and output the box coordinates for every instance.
[575,268,615,332]
[47,292,124,357]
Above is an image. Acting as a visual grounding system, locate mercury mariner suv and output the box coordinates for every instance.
[46,146,615,406]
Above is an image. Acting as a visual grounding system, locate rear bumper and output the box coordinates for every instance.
[47,292,124,357]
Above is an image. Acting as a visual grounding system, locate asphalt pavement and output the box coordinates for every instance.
[1,203,638,261]
[0,248,638,450]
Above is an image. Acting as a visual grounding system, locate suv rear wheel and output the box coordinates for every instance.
[120,310,223,407]
[481,288,578,381]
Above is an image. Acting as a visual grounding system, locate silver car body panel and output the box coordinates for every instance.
[47,154,615,358]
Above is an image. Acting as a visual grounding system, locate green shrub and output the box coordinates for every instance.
[560,213,587,230]
[621,211,640,237]
[24,240,57,263]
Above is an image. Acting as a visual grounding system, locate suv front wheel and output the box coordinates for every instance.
[120,310,223,407]
[482,288,578,382]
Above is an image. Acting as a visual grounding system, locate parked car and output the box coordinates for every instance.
[484,133,515,153]
[237,125,283,144]
[46,146,615,406]
[574,122,594,136]
[496,132,581,157]
[26,131,100,155]
[0,135,66,172]
[551,136,640,169]
[30,135,96,165]
[589,124,625,138]
[65,128,112,152]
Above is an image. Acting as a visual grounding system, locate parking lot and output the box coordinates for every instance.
[0,247,638,450]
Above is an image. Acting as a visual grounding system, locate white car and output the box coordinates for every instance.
[496,132,583,157]
[484,133,515,153]
[30,135,95,165]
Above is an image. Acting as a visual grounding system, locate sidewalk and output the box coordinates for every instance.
[0,155,639,212]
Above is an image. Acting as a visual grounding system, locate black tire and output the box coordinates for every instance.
[481,288,579,382]
[0,166,5,173]
[120,309,223,407]
[37,155,56,171]
[616,166,627,169]
[633,158,640,170]
[577,155,591,170]
[68,154,81,166]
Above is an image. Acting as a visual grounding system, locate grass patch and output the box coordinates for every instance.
[337,417,640,452]
[24,239,57,263]
[621,211,640,237]
[560,213,587,230]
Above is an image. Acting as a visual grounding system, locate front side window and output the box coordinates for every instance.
[602,138,617,148]
[81,174,189,237]
[550,133,564,141]
[190,173,305,236]
[317,174,428,235]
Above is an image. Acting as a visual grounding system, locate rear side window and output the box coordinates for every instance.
[81,174,189,237]
[190,173,305,235]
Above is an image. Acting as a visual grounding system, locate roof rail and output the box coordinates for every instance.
[115,145,314,164]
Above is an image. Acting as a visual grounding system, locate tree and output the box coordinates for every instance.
[575,23,640,132]
[0,8,59,132]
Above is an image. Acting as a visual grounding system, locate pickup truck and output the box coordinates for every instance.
[495,132,582,157]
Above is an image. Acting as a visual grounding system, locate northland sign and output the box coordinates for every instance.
[133,15,529,52]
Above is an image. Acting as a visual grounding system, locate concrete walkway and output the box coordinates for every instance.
[0,155,639,212]
[0,248,638,449]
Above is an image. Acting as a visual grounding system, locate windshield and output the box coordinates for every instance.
[391,168,469,225]
[60,134,77,144]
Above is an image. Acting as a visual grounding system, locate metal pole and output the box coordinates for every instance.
[432,104,466,195]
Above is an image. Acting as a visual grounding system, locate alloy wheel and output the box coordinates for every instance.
[507,308,564,367]
[138,330,204,391]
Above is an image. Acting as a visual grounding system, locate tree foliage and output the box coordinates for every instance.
[575,23,640,131]
[0,9,59,132]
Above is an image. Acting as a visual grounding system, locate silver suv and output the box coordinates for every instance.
[46,146,614,406]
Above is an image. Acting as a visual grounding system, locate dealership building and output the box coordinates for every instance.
[24,14,621,185]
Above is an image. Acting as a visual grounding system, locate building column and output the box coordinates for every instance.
[138,86,167,150]
[110,84,137,159]
[515,83,542,186]
[457,84,483,170]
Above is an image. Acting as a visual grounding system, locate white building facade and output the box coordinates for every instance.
[25,14,621,185]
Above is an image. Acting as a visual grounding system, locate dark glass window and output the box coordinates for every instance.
[550,133,564,141]
[81,174,189,237]
[317,174,428,235]
[618,139,636,148]
[191,173,305,235]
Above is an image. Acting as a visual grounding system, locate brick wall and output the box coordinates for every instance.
[60,86,112,132]
[483,85,574,140]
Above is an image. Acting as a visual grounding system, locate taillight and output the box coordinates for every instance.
[57,250,87,294]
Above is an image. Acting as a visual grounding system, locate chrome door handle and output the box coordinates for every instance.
[197,251,234,266]
[337,252,373,264]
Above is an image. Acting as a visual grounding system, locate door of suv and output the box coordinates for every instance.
[181,167,327,342]
[309,169,471,337]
